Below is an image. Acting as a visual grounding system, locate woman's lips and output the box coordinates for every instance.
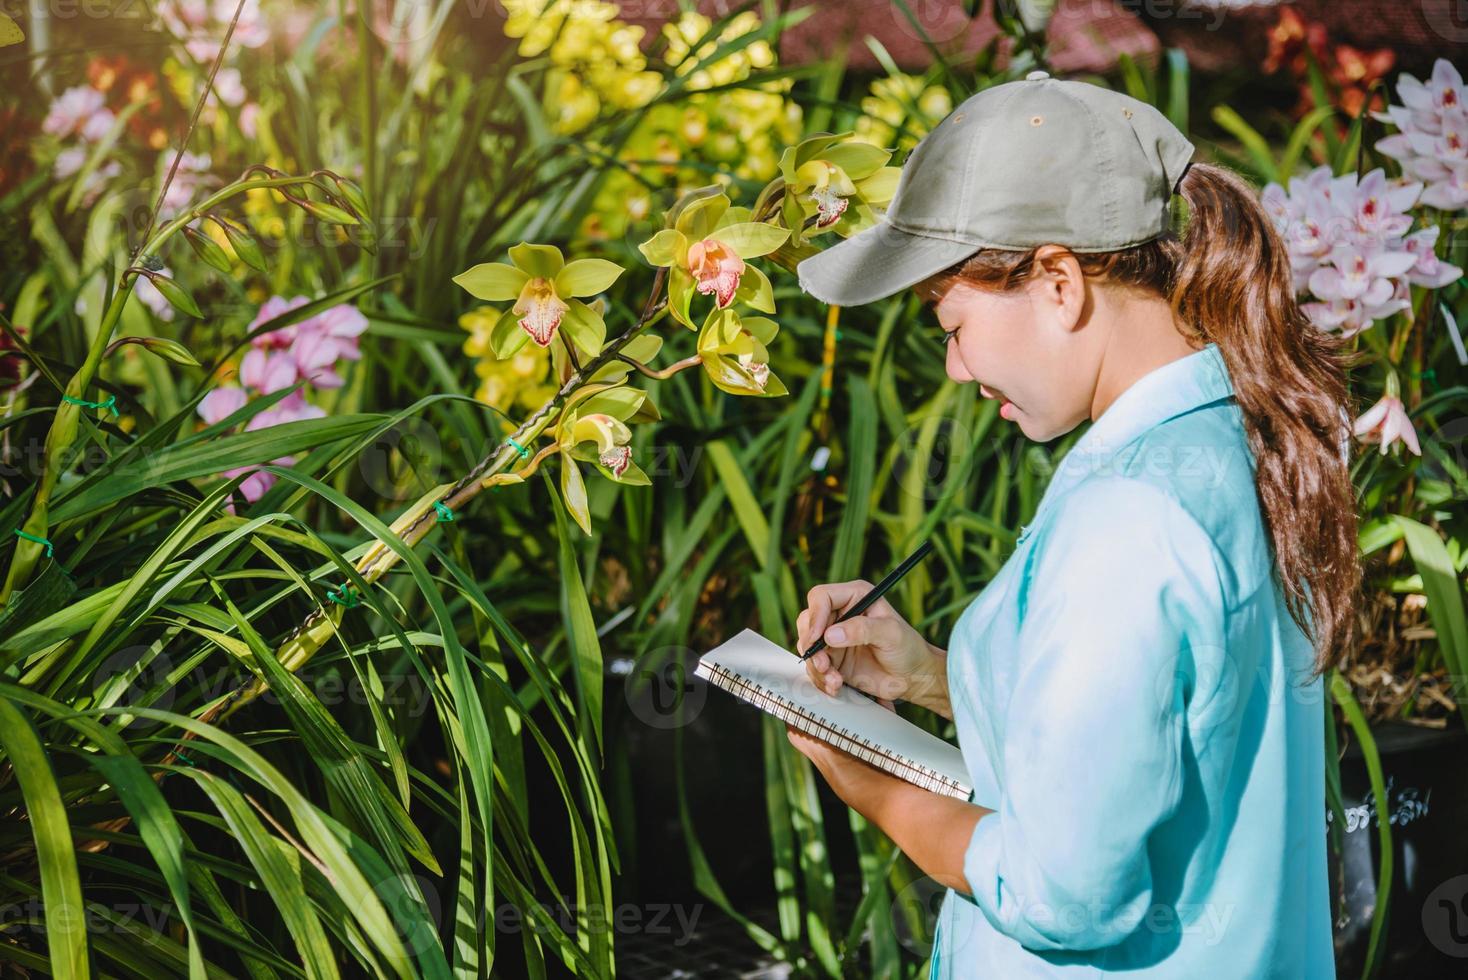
[980,384,1016,419]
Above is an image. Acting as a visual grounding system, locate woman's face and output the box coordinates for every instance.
[927,247,1100,443]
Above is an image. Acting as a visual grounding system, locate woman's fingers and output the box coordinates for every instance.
[801,580,875,646]
[822,614,899,652]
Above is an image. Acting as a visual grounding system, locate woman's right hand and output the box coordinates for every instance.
[795,580,948,713]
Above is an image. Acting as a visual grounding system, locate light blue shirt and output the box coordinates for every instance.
[929,342,1335,978]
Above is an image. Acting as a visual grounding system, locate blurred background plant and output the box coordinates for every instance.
[1,0,1465,977]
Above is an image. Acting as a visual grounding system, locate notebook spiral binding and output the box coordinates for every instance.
[694,659,969,800]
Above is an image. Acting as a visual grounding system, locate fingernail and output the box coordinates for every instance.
[815,652,828,670]
[826,626,846,645]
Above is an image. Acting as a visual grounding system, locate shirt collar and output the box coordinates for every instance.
[1041,340,1235,499]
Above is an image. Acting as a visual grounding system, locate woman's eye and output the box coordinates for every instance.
[942,328,959,345]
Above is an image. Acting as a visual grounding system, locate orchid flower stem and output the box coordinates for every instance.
[617,353,702,380]
[194,265,675,728]
[485,444,560,487]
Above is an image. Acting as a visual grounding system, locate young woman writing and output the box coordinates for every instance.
[788,72,1358,978]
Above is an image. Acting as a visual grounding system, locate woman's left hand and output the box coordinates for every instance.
[785,697,905,819]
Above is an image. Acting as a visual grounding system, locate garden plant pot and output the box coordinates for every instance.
[1330,720,1468,977]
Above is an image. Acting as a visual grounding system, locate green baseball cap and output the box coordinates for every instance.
[795,70,1196,307]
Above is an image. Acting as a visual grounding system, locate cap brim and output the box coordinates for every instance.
[795,219,979,307]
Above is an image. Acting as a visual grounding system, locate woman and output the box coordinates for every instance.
[788,74,1359,978]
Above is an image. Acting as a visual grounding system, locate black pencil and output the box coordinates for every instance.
[798,539,936,661]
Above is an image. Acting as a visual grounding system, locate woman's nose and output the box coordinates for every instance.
[945,336,972,382]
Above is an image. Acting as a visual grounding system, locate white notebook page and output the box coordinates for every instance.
[695,627,973,798]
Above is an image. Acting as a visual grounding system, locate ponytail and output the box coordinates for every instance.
[915,161,1365,675]
[1172,162,1363,676]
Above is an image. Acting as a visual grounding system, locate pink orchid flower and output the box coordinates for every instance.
[42,86,106,138]
[239,348,300,395]
[1373,58,1468,211]
[686,238,746,308]
[1353,395,1421,455]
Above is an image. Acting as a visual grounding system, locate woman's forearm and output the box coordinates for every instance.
[870,776,992,895]
[908,644,954,720]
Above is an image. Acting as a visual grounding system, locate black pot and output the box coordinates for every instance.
[1330,720,1468,977]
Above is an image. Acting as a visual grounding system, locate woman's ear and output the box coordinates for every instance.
[1033,245,1088,334]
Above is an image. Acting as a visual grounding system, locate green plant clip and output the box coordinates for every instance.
[12,529,52,558]
[505,436,530,459]
[326,583,361,608]
[434,501,455,522]
[175,749,196,768]
[62,392,120,416]
[1411,369,1441,393]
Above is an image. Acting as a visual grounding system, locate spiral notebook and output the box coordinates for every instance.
[694,627,973,800]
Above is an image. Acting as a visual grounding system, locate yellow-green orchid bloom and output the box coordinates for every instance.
[637,192,789,331]
[778,132,900,246]
[552,381,659,534]
[696,307,788,397]
[452,242,624,359]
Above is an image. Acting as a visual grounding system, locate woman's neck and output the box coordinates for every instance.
[1089,296,1203,422]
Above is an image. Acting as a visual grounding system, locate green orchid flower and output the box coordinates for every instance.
[553,381,660,534]
[453,241,624,360]
[777,132,901,246]
[637,192,790,331]
[696,307,788,397]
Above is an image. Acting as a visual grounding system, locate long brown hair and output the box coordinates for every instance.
[914,162,1363,676]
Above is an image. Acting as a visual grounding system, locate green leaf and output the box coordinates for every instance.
[183,225,235,274]
[550,467,605,764]
[705,439,771,565]
[1209,105,1278,184]
[554,258,624,297]
[1330,673,1393,976]
[1391,516,1468,735]
[89,753,206,979]
[50,413,386,522]
[186,771,341,980]
[1280,105,1336,179]
[453,262,529,302]
[143,272,202,319]
[1333,98,1366,175]
[508,242,564,278]
[0,697,89,979]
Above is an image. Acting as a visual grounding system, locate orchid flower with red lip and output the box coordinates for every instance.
[551,382,660,534]
[1353,393,1421,456]
[1373,58,1468,211]
[777,132,900,247]
[453,242,625,359]
[696,307,787,397]
[637,191,789,330]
